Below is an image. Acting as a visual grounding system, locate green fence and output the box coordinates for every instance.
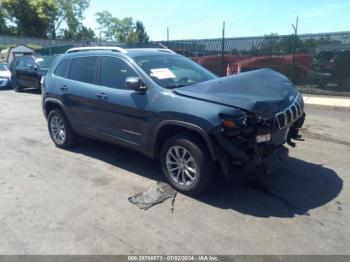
[38,45,73,56]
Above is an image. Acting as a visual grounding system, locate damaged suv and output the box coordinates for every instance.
[42,47,305,194]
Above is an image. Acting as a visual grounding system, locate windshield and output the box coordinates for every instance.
[316,51,336,61]
[133,55,217,88]
[0,64,8,71]
[35,56,56,69]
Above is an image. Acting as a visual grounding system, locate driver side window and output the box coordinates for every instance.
[100,57,138,89]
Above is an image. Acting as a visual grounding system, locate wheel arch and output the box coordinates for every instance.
[44,98,64,118]
[152,120,217,161]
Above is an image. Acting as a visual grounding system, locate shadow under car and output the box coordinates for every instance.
[67,139,343,217]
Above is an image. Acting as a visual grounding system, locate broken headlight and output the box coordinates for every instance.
[219,111,248,129]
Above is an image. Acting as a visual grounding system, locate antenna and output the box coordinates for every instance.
[158,43,176,53]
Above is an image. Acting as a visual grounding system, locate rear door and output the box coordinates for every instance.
[60,56,102,134]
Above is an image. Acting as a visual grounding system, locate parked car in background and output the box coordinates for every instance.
[9,55,56,92]
[308,50,350,89]
[42,47,305,194]
[0,63,11,88]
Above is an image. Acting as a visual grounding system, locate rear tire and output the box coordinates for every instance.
[48,108,76,149]
[160,135,214,194]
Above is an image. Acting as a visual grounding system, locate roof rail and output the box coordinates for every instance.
[65,46,127,54]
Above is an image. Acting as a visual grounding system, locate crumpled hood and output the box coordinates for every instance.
[174,69,298,117]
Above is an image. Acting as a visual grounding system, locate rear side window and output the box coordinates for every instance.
[54,59,71,78]
[69,56,98,84]
[100,57,138,89]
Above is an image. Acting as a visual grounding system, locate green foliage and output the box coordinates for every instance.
[60,0,90,39]
[95,10,116,40]
[63,25,96,40]
[2,0,52,37]
[1,0,91,39]
[134,21,150,43]
[0,4,7,34]
[95,11,150,44]
[0,44,9,51]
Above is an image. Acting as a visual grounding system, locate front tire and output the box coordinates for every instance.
[160,135,214,194]
[48,109,76,149]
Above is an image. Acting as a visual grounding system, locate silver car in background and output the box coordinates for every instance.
[0,63,11,88]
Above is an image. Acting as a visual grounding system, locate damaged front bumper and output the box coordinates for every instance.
[213,112,306,178]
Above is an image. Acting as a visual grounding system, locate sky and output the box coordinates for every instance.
[83,0,350,41]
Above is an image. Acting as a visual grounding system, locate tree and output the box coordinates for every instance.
[1,0,90,39]
[116,17,134,43]
[61,0,90,39]
[95,11,134,42]
[2,0,51,37]
[95,11,150,44]
[64,25,95,40]
[134,21,150,43]
[0,4,7,34]
[46,0,90,39]
[95,10,116,41]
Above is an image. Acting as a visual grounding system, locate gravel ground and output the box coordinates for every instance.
[0,88,349,255]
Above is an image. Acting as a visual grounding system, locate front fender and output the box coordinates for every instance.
[149,120,218,161]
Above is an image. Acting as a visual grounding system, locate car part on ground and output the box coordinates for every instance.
[128,182,177,210]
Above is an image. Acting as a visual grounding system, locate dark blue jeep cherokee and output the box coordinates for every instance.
[42,46,305,194]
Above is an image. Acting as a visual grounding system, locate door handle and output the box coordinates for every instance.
[96,92,108,99]
[60,85,68,91]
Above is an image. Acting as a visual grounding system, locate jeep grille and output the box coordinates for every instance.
[275,94,304,129]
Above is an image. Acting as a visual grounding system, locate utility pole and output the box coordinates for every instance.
[221,21,226,76]
[167,27,169,42]
[291,16,299,82]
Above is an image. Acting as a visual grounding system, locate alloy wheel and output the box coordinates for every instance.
[50,115,66,145]
[165,145,197,187]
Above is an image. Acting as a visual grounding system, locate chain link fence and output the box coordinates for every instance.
[125,32,350,93]
[1,31,350,94]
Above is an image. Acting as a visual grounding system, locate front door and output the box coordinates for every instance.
[93,56,151,145]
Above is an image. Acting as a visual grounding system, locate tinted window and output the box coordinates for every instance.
[18,56,34,67]
[100,57,138,89]
[35,56,56,69]
[69,56,98,84]
[54,59,71,78]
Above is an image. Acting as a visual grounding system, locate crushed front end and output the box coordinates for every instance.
[213,93,306,177]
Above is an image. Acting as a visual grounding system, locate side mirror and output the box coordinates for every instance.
[125,77,147,92]
[29,64,38,70]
